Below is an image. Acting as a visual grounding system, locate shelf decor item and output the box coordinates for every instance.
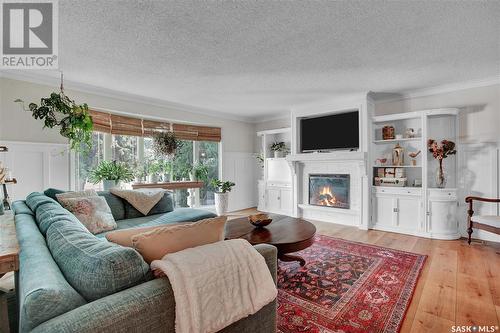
[427,139,456,188]
[382,125,395,140]
[15,73,93,153]
[270,141,288,158]
[211,179,236,216]
[408,150,421,166]
[404,128,415,138]
[89,160,134,190]
[248,213,273,228]
[392,143,405,166]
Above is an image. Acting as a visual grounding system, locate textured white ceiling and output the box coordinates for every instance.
[19,1,500,120]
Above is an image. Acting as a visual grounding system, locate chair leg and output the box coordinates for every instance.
[0,291,10,333]
[467,207,474,245]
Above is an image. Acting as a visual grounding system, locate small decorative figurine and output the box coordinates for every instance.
[404,128,415,138]
[392,143,405,166]
[408,150,421,166]
[382,125,395,140]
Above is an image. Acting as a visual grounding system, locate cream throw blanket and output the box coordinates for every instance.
[110,188,165,215]
[150,239,277,333]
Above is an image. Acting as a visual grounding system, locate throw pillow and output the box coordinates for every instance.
[55,189,98,201]
[43,188,67,201]
[110,188,165,215]
[58,196,117,234]
[131,216,227,263]
[106,223,184,247]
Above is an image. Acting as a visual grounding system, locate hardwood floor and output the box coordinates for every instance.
[229,208,500,332]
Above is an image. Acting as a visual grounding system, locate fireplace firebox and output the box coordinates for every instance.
[309,174,350,209]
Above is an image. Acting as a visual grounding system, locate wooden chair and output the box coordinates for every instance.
[465,196,500,244]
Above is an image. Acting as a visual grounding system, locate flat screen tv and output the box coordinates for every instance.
[300,111,359,152]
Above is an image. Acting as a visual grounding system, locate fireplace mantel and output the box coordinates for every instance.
[286,151,366,163]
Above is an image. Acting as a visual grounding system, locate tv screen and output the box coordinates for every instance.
[301,111,359,152]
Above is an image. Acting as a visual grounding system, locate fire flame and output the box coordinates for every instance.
[318,186,337,206]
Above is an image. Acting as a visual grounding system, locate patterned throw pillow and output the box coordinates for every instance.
[58,196,117,234]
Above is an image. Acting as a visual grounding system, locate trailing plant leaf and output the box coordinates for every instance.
[88,160,134,184]
[15,92,93,153]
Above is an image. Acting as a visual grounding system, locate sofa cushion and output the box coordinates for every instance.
[97,191,126,221]
[12,200,34,216]
[132,216,227,263]
[15,213,86,332]
[106,223,183,247]
[46,219,151,301]
[58,196,117,234]
[44,188,66,201]
[124,191,174,219]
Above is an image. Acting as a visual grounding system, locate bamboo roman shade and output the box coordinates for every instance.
[89,110,221,142]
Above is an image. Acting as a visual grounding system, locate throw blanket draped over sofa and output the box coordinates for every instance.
[151,239,278,333]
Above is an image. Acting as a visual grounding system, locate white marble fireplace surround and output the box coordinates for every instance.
[287,153,369,229]
[286,94,373,229]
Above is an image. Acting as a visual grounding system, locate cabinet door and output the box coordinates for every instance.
[257,182,266,211]
[280,189,293,213]
[428,199,458,237]
[396,197,422,232]
[266,188,281,213]
[372,195,396,227]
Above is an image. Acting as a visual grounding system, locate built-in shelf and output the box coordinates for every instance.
[373,137,421,144]
[373,165,421,168]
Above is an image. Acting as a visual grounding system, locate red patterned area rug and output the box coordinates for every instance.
[277,235,426,333]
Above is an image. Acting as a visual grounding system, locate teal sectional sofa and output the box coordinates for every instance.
[12,190,277,333]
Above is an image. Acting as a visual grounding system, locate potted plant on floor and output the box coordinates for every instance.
[270,141,289,158]
[211,179,236,216]
[89,160,134,190]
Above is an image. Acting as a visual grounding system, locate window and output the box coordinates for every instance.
[77,132,104,190]
[77,132,220,209]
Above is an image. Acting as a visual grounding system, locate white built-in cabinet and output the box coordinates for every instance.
[256,128,293,215]
[370,109,460,239]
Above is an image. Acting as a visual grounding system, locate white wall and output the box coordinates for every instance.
[0,77,256,210]
[375,84,500,242]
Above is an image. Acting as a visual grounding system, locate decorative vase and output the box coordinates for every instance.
[102,180,118,191]
[214,192,229,216]
[436,160,446,188]
[274,151,284,158]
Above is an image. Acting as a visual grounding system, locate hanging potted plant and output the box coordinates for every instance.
[270,141,289,158]
[15,74,93,152]
[153,131,180,157]
[88,160,134,190]
[210,179,236,216]
[427,139,456,188]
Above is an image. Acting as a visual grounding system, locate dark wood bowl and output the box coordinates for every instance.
[248,214,273,228]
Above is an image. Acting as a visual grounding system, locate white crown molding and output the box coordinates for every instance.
[0,70,257,123]
[375,76,500,104]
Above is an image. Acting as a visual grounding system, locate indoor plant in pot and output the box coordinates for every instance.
[190,163,209,182]
[89,160,134,190]
[270,141,289,158]
[210,179,236,216]
[427,139,456,188]
[147,160,162,183]
[153,131,180,157]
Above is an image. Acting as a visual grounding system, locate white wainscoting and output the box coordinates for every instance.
[458,143,499,242]
[222,152,257,212]
[0,141,70,201]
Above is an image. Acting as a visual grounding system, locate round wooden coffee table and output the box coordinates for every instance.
[225,214,316,266]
